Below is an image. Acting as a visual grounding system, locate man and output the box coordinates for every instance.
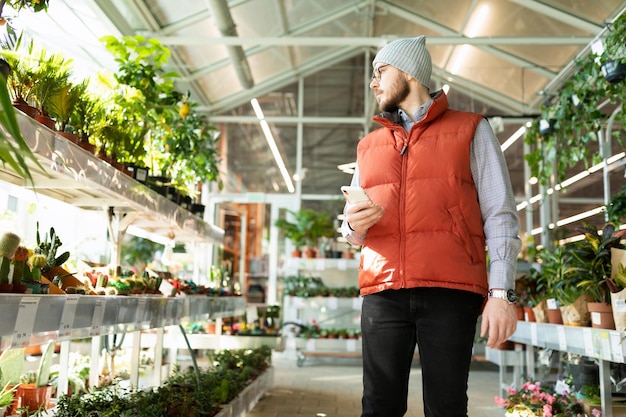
[341,36,521,417]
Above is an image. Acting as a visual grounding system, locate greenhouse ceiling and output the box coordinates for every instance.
[12,0,626,237]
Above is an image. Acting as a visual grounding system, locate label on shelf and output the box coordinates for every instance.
[583,328,594,357]
[136,297,147,324]
[327,297,338,310]
[246,305,259,322]
[58,295,79,340]
[90,299,106,336]
[611,332,624,362]
[557,326,567,351]
[346,339,357,352]
[12,297,40,347]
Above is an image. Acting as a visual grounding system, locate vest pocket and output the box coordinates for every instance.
[448,206,478,263]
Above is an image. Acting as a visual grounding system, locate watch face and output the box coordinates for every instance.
[506,289,518,303]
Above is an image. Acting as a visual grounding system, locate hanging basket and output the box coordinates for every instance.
[602,60,626,84]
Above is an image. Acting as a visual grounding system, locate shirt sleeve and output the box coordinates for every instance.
[341,165,367,246]
[470,119,522,291]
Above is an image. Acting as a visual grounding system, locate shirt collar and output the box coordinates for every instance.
[398,98,434,128]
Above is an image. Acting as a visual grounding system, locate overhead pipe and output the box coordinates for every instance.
[205,0,254,89]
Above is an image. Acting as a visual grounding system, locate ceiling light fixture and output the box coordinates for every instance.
[251,98,295,193]
[500,126,526,152]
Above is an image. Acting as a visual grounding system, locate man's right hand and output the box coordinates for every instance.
[345,201,384,233]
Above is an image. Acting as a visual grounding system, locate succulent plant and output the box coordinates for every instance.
[10,245,29,285]
[0,232,21,284]
[34,222,70,272]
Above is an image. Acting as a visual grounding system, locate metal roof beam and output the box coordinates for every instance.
[507,0,602,33]
[201,46,367,114]
[152,35,593,47]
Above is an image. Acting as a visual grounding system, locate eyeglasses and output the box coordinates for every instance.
[371,64,389,82]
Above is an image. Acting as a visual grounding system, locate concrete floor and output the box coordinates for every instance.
[248,348,505,417]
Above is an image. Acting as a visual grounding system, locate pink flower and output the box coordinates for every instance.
[494,396,508,407]
[543,404,553,417]
[592,408,602,417]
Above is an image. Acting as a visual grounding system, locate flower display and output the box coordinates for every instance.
[494,380,592,416]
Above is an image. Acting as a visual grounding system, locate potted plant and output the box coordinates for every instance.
[0,382,19,417]
[274,209,308,257]
[30,48,72,130]
[15,342,55,414]
[274,208,335,258]
[47,81,85,142]
[494,379,584,416]
[0,231,20,293]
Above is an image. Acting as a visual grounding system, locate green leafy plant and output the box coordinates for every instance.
[0,381,18,408]
[525,12,626,187]
[47,81,85,133]
[0,46,42,184]
[572,221,626,302]
[30,48,72,118]
[275,208,335,252]
[607,183,626,226]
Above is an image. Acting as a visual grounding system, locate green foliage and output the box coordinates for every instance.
[53,346,272,417]
[607,183,626,226]
[572,221,626,302]
[525,12,626,186]
[34,223,70,272]
[275,208,336,249]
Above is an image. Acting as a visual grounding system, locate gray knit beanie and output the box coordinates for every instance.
[373,35,432,89]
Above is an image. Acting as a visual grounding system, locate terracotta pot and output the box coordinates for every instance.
[0,283,14,293]
[523,306,536,322]
[35,114,56,130]
[547,307,563,325]
[16,384,52,413]
[515,304,524,320]
[57,131,80,144]
[587,302,615,330]
[12,283,29,294]
[13,101,39,118]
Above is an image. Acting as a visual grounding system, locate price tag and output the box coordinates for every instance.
[12,297,40,347]
[315,258,325,270]
[246,305,259,322]
[546,298,558,310]
[583,328,594,357]
[557,326,567,351]
[337,259,348,270]
[136,298,147,324]
[305,339,315,351]
[615,299,626,312]
[352,297,363,311]
[90,299,106,336]
[530,323,538,346]
[346,339,357,352]
[327,297,338,310]
[58,296,79,340]
[610,332,624,362]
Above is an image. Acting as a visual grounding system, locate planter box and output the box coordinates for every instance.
[214,367,274,417]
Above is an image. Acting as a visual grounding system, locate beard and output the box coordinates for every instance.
[379,77,411,113]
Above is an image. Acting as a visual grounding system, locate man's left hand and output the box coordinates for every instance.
[480,298,518,348]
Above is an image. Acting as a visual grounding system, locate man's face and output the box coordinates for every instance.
[370,65,410,113]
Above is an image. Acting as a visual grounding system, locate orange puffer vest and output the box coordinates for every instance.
[357,92,487,297]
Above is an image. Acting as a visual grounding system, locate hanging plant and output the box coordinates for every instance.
[525,12,626,186]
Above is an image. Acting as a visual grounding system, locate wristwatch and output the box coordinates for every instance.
[488,289,518,304]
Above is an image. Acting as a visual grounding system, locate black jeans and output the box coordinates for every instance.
[360,287,483,417]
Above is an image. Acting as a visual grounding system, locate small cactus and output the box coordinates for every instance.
[0,232,21,284]
[10,246,30,285]
[29,254,48,282]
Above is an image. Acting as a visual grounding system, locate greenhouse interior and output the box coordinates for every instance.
[0,0,625,416]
